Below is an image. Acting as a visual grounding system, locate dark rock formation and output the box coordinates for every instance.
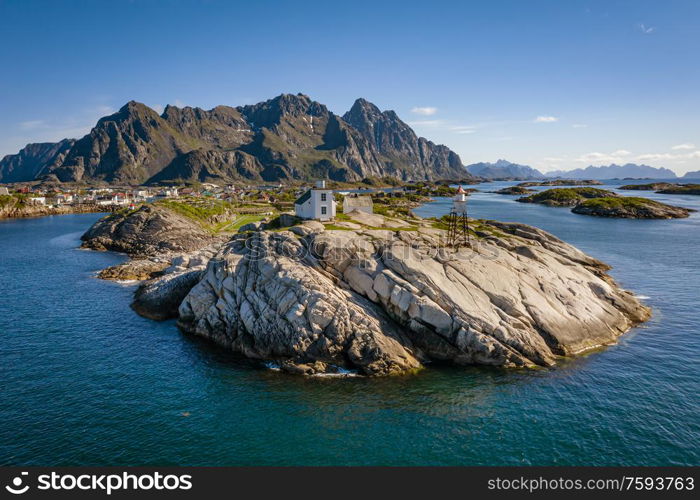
[80,204,215,257]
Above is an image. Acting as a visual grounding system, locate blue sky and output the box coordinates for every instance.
[1,0,699,174]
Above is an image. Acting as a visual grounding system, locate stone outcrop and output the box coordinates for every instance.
[80,204,216,257]
[130,245,222,320]
[175,221,650,376]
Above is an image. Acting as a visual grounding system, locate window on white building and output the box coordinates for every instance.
[321,206,327,215]
[321,193,327,201]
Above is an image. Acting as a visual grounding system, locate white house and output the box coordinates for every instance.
[294,180,336,221]
[28,196,46,205]
[0,187,9,196]
[343,194,373,214]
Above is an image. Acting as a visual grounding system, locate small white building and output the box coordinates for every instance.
[0,187,9,196]
[294,180,336,221]
[28,196,46,205]
[343,194,373,214]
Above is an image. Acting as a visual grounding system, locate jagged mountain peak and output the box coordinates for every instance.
[1,93,473,185]
[237,93,330,129]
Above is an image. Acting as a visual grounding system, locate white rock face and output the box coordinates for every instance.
[177,222,650,375]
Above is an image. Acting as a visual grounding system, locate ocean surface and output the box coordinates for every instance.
[0,179,698,466]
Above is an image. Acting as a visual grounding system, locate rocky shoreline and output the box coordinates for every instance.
[81,205,651,376]
[0,201,111,220]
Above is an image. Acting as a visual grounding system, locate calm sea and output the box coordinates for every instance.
[0,179,698,465]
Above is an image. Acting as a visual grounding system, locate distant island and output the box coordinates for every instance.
[465,159,545,180]
[620,183,700,195]
[546,163,677,180]
[516,187,692,218]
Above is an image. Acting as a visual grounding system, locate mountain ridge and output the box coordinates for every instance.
[546,163,678,180]
[465,159,545,179]
[0,94,473,185]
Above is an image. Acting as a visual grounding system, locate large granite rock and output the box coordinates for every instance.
[176,222,650,375]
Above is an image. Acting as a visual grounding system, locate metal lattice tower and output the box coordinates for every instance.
[447,186,470,248]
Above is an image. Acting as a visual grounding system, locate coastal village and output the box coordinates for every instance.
[0,177,462,227]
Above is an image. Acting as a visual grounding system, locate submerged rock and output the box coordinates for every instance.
[97,259,169,281]
[176,223,650,376]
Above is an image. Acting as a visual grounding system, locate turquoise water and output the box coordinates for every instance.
[0,181,698,466]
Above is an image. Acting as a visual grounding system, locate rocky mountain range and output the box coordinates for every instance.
[465,159,545,179]
[0,94,473,185]
[682,170,700,179]
[0,139,75,183]
[546,163,677,180]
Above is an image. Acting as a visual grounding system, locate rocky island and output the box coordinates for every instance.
[517,179,603,187]
[515,187,692,218]
[82,203,651,376]
[620,183,700,195]
[516,187,618,207]
[494,186,535,195]
[571,197,693,219]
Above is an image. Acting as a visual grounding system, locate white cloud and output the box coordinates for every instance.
[572,123,588,128]
[671,143,696,150]
[638,23,655,34]
[637,151,700,161]
[406,119,443,127]
[411,106,437,116]
[450,125,477,134]
[572,148,700,165]
[152,104,165,114]
[91,105,114,115]
[174,99,186,107]
[575,150,631,163]
[534,116,558,123]
[9,103,115,151]
[19,120,47,131]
